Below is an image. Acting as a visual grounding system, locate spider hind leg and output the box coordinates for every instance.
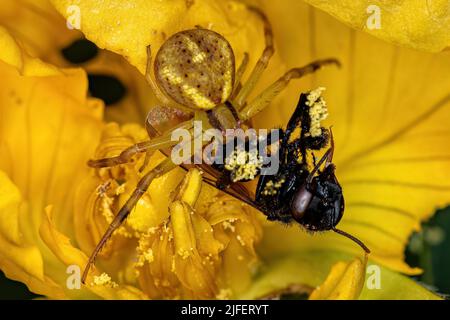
[81,158,176,284]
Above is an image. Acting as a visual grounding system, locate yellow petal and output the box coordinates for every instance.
[40,206,87,272]
[0,25,62,76]
[309,255,367,300]
[302,0,450,52]
[176,168,203,206]
[40,206,148,299]
[0,0,156,124]
[0,26,105,297]
[0,30,77,295]
[0,25,22,69]
[0,171,22,245]
[50,0,266,74]
[171,195,218,297]
[254,0,450,275]
[0,171,65,298]
[4,0,444,299]
[241,251,441,300]
[191,214,224,259]
[171,201,197,257]
[0,0,78,59]
[133,170,262,298]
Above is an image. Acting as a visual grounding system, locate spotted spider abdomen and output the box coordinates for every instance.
[154,29,235,110]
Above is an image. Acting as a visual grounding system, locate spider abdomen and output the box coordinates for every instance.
[154,29,235,110]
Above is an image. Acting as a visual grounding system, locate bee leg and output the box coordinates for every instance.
[306,146,334,183]
[81,158,177,284]
[311,153,317,168]
[326,127,335,165]
[234,6,274,108]
[238,59,340,121]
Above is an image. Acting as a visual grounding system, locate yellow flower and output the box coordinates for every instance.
[0,0,157,124]
[303,0,450,52]
[74,124,262,299]
[0,0,448,299]
[309,255,368,300]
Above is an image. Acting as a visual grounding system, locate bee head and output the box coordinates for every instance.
[290,165,344,231]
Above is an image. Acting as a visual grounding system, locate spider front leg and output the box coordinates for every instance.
[82,158,177,284]
[234,6,274,108]
[231,52,250,98]
[239,59,340,120]
[88,119,193,168]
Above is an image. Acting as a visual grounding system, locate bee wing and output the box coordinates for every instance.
[194,163,262,212]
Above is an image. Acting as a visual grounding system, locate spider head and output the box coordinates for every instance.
[154,29,235,110]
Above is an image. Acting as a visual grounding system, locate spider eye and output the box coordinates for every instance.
[290,186,312,222]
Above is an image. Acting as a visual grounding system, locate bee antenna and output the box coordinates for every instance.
[332,228,371,254]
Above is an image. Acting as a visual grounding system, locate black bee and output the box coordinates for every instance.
[198,91,370,253]
[82,89,369,283]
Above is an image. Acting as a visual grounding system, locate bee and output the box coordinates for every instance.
[81,6,345,283]
[200,90,370,253]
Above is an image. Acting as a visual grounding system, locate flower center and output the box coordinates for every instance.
[75,123,263,298]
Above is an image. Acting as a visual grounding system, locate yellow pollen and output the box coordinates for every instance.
[262,178,285,196]
[178,248,192,259]
[96,180,112,196]
[236,235,245,246]
[147,227,158,234]
[136,248,154,267]
[91,272,119,288]
[222,221,235,232]
[306,87,328,137]
[225,150,263,182]
[115,183,126,195]
[135,234,155,267]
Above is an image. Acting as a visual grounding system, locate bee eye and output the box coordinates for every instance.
[291,186,312,222]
